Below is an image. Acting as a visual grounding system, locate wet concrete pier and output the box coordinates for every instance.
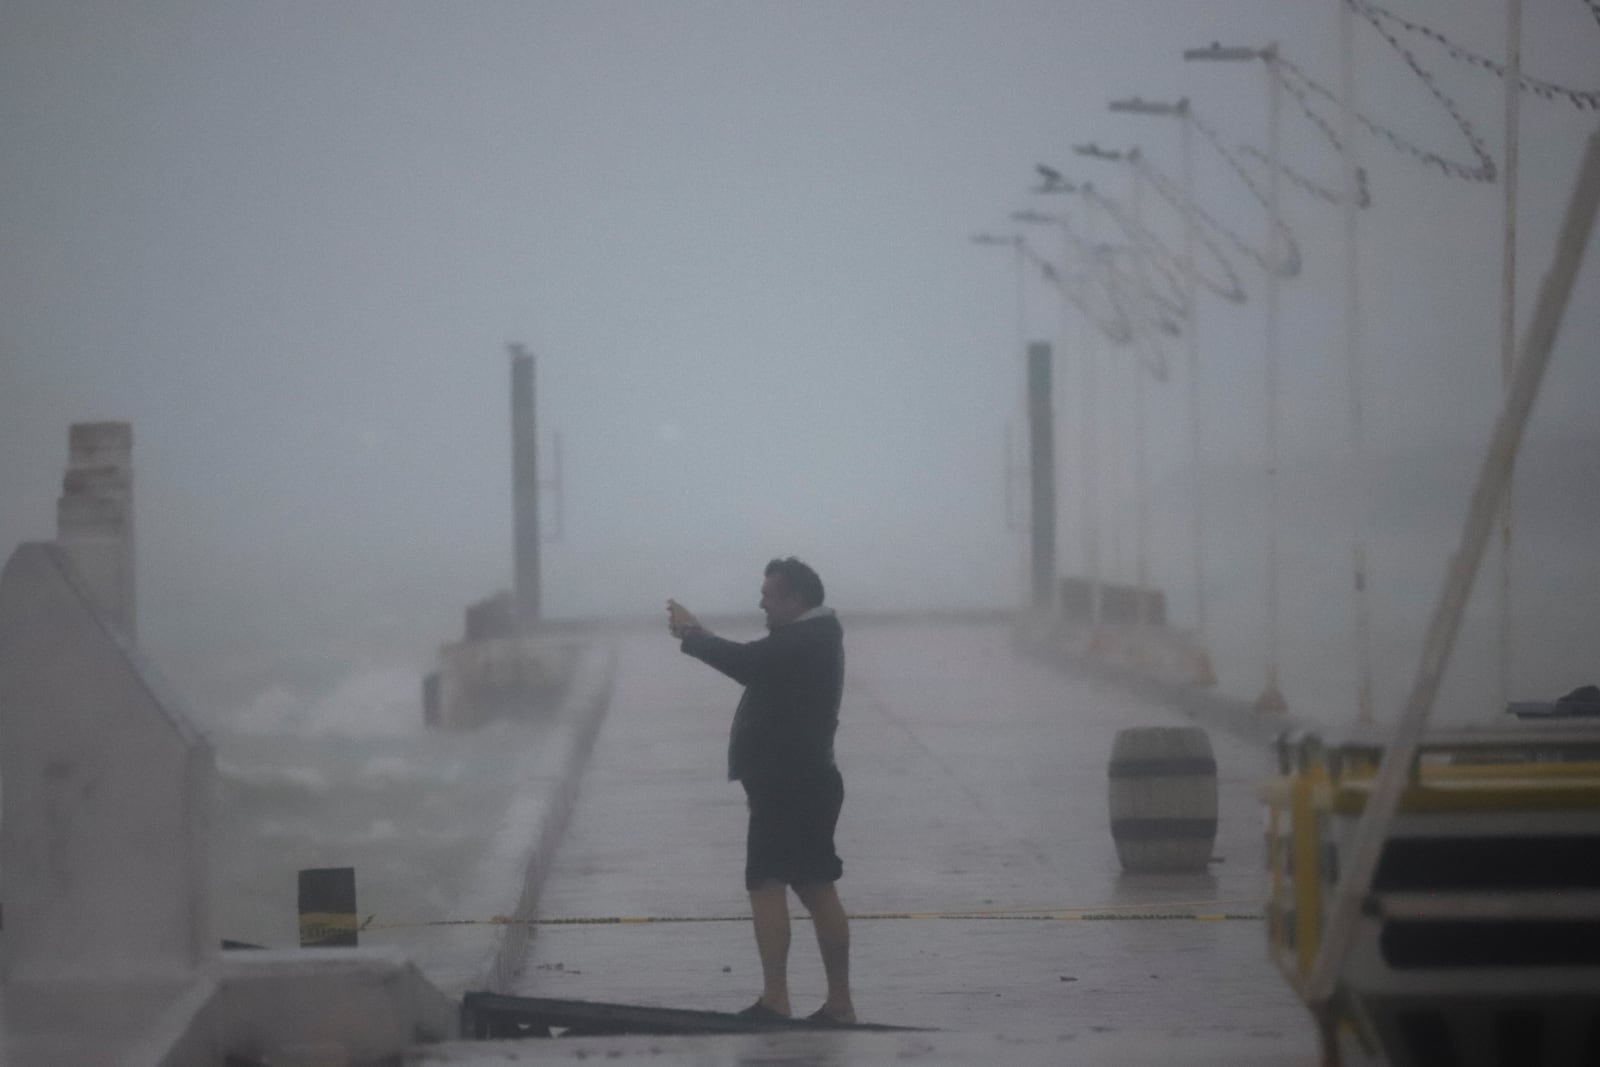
[454,618,1322,1063]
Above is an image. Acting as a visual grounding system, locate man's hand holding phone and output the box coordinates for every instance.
[666,598,701,639]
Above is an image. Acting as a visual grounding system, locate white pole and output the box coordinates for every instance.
[1130,160,1152,626]
[1055,229,1074,620]
[1004,421,1016,533]
[1180,106,1211,664]
[1340,0,1376,726]
[1257,45,1288,715]
[1101,281,1125,585]
[1084,209,1127,588]
[1015,237,1031,611]
[1081,238,1104,628]
[1496,0,1523,714]
[1133,338,1150,621]
[1077,299,1098,587]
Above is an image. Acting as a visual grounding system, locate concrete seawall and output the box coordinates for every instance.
[409,638,618,996]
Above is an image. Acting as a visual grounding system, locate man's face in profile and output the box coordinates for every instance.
[760,573,805,630]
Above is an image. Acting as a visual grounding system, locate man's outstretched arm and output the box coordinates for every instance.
[668,599,788,686]
[679,626,784,687]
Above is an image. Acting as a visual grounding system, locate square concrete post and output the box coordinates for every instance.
[509,347,541,629]
[55,422,135,642]
[1027,342,1057,612]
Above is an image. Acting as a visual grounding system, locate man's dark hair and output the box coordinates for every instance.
[765,557,825,609]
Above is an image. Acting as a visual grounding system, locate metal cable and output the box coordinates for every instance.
[1353,0,1600,113]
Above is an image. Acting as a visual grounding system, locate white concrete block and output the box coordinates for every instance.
[209,948,457,1062]
[0,542,212,984]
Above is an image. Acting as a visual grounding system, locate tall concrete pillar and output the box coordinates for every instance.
[1027,342,1057,612]
[55,421,136,641]
[509,346,541,628]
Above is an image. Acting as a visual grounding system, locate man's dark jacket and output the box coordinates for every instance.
[680,609,844,784]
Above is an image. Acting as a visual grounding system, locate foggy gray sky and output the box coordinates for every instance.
[2,1,1596,722]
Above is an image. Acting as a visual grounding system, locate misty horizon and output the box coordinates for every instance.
[3,1,1596,730]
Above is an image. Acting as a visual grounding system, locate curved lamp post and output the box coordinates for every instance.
[1185,40,1290,716]
[971,231,1031,608]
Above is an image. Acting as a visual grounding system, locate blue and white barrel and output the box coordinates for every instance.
[1107,726,1218,873]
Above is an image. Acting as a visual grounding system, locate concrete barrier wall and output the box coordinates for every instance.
[411,640,617,996]
[0,542,467,1065]
[0,522,615,1057]
[0,542,211,983]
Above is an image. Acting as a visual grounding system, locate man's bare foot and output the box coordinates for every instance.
[807,1004,856,1025]
[737,998,791,1019]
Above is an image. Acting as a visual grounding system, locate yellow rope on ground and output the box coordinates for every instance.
[361,899,1263,932]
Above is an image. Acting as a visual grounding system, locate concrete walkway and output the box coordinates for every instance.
[505,619,1320,1061]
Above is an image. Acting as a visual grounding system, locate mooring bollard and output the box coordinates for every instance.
[298,867,358,948]
[1107,726,1218,873]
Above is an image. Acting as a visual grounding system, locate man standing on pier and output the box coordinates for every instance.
[666,557,855,1025]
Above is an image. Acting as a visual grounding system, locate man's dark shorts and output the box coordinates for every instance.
[742,766,844,891]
